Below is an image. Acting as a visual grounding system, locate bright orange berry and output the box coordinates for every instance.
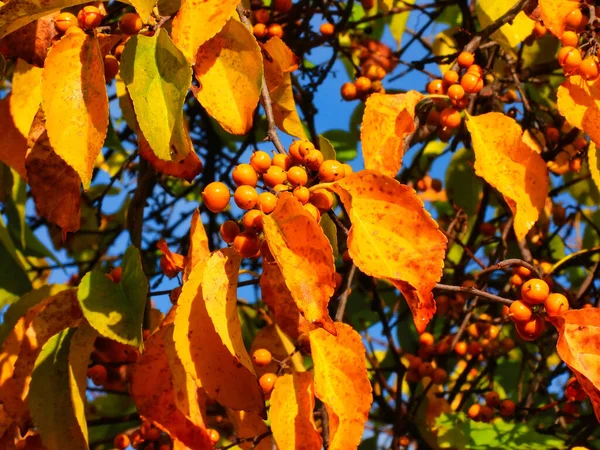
[293,186,310,204]
[257,192,277,214]
[341,82,358,101]
[77,6,104,29]
[310,189,335,212]
[443,70,459,85]
[233,231,261,258]
[320,22,335,36]
[202,182,231,213]
[440,107,461,128]
[303,203,321,221]
[287,166,308,187]
[250,151,272,173]
[234,185,258,210]
[304,149,324,171]
[263,166,287,187]
[114,433,130,450]
[259,372,277,394]
[509,300,533,322]
[318,160,345,182]
[268,23,284,39]
[427,79,445,95]
[120,12,142,35]
[219,220,240,244]
[272,153,292,170]
[54,12,77,33]
[521,278,550,305]
[241,209,263,232]
[252,348,273,367]
[580,57,600,81]
[457,51,475,68]
[232,163,258,187]
[544,293,569,317]
[355,76,372,94]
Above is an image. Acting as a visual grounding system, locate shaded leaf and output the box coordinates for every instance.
[184,209,210,282]
[539,0,580,38]
[226,410,273,450]
[432,28,458,75]
[445,148,483,216]
[129,0,156,21]
[386,0,414,49]
[9,59,42,137]
[0,217,32,309]
[174,248,265,414]
[193,19,263,135]
[475,2,534,49]
[138,131,202,182]
[0,95,27,178]
[157,238,186,278]
[262,193,336,334]
[249,323,305,378]
[327,171,447,333]
[557,76,600,148]
[120,29,192,161]
[310,322,372,450]
[318,134,336,161]
[361,91,423,177]
[270,372,322,450]
[77,246,147,349]
[0,13,57,64]
[465,112,548,241]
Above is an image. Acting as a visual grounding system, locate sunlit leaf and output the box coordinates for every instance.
[557,76,600,148]
[9,59,42,137]
[128,0,156,21]
[138,131,202,182]
[226,410,273,450]
[183,208,210,282]
[589,142,600,194]
[386,0,414,49]
[432,28,458,75]
[539,0,580,38]
[476,2,534,49]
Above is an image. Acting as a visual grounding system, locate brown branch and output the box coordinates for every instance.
[435,283,514,306]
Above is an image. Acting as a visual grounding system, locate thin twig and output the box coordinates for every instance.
[435,283,514,306]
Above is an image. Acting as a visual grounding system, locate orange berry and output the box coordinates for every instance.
[561,30,579,47]
[501,337,515,352]
[573,136,588,150]
[202,182,231,213]
[533,21,547,38]
[120,12,142,35]
[114,433,130,450]
[289,140,307,164]
[467,341,482,356]
[259,372,277,394]
[318,160,345,182]
[521,278,550,305]
[447,84,465,101]
[431,368,447,385]
[54,12,77,33]
[242,209,263,232]
[320,22,335,36]
[454,341,468,356]
[268,23,284,39]
[419,332,434,347]
[484,391,500,408]
[544,293,569,317]
[513,265,532,278]
[219,220,240,244]
[355,76,372,94]
[467,404,481,420]
[103,55,119,81]
[565,8,583,30]
[232,163,258,187]
[252,348,273,367]
[234,185,258,210]
[343,163,353,175]
[253,23,268,39]
[207,428,220,444]
[341,82,358,101]
[272,153,292,171]
[263,166,287,187]
[580,57,600,81]
[417,361,434,378]
[273,183,289,193]
[452,96,469,110]
[443,70,459,85]
[479,405,494,422]
[467,64,484,76]
[113,43,126,60]
[365,64,382,81]
[457,51,475,68]
[440,107,461,128]
[254,9,270,24]
[65,25,85,36]
[509,300,533,322]
[107,266,122,283]
[87,364,107,386]
[257,192,277,214]
[516,315,545,341]
[499,399,515,417]
[510,273,523,287]
[77,6,104,30]
[461,73,483,93]
[250,151,272,173]
[303,203,321,222]
[287,166,308,187]
[233,231,261,258]
[304,149,324,171]
[293,186,310,204]
[427,79,445,95]
[399,436,411,447]
[310,189,335,212]
[558,46,582,72]
[273,0,293,13]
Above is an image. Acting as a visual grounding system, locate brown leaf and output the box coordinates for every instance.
[183,209,210,282]
[0,95,27,178]
[0,14,57,67]
[157,238,186,278]
[226,410,273,450]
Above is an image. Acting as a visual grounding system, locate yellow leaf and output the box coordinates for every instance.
[250,324,305,378]
[310,322,372,450]
[41,32,108,190]
[539,0,580,38]
[0,13,58,67]
[9,59,42,137]
[171,0,239,63]
[193,19,263,135]
[128,0,156,21]
[262,37,307,139]
[465,112,549,242]
[361,91,423,177]
[0,95,27,178]
[476,1,534,49]
[226,410,273,450]
[183,208,210,282]
[589,142,600,194]
[432,28,458,75]
[115,74,137,132]
[174,248,265,414]
[327,171,447,333]
[270,372,322,450]
[557,76,600,147]
[261,192,336,335]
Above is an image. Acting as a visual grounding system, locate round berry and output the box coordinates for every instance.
[417,361,434,378]
[484,391,500,408]
[544,293,569,317]
[254,9,270,24]
[250,151,272,173]
[467,64,484,76]
[431,368,447,385]
[259,372,277,395]
[320,22,334,36]
[427,79,445,95]
[499,399,515,417]
[509,300,533,322]
[219,220,240,244]
[104,55,119,81]
[318,160,345,182]
[202,182,231,213]
[558,46,582,72]
[447,84,465,101]
[287,166,308,187]
[457,51,475,68]
[207,428,220,444]
[120,12,142,35]
[303,203,321,222]
[440,107,461,128]
[233,231,261,258]
[580,57,599,81]
[565,8,583,30]
[310,189,335,212]
[561,30,579,47]
[341,82,358,101]
[258,192,277,214]
[521,278,550,305]
[242,209,263,232]
[87,364,107,386]
[461,73,483,94]
[114,433,130,450]
[272,153,292,170]
[77,6,104,30]
[54,12,77,34]
[304,149,324,171]
[443,70,459,85]
[516,315,545,341]
[454,341,468,356]
[467,404,481,420]
[232,163,258,187]
[268,23,284,39]
[263,166,287,187]
[293,186,310,204]
[273,0,293,13]
[533,22,547,38]
[234,185,258,210]
[355,76,372,94]
[253,23,268,39]
[252,348,273,367]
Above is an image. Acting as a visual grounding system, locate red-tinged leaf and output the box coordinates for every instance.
[174,249,265,414]
[539,0,580,37]
[0,95,27,179]
[310,322,373,450]
[327,171,447,333]
[226,410,273,450]
[131,310,213,449]
[260,242,311,341]
[26,110,80,235]
[465,112,549,242]
[42,32,108,190]
[193,19,263,135]
[249,323,306,378]
[361,91,424,177]
[138,131,202,182]
[0,14,57,66]
[261,193,336,335]
[553,309,600,422]
[171,0,239,63]
[157,238,186,279]
[557,76,600,148]
[270,372,322,450]
[183,209,210,283]
[9,59,43,138]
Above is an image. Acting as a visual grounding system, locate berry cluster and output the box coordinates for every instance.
[467,396,516,422]
[201,141,352,258]
[340,65,387,102]
[251,0,292,40]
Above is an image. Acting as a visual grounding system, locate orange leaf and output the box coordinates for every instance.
[183,209,210,283]
[249,323,305,379]
[553,309,600,422]
[9,59,43,138]
[174,249,265,414]
[138,131,202,182]
[538,0,580,38]
[270,372,322,450]
[0,14,58,67]
[310,322,372,450]
[465,112,548,242]
[157,239,186,279]
[262,37,307,139]
[327,171,447,333]
[361,91,424,177]
[171,0,239,63]
[0,95,27,179]
[261,192,336,335]
[26,109,80,235]
[260,243,311,341]
[131,310,213,449]
[41,32,108,190]
[557,76,600,148]
[226,410,273,450]
[193,19,263,135]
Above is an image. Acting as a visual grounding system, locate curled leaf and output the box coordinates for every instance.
[539,0,580,38]
[183,209,210,282]
[327,171,447,333]
[157,238,186,278]
[9,59,43,138]
[557,76,600,148]
[138,131,202,182]
[361,91,423,177]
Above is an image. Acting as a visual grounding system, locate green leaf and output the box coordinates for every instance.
[321,129,357,162]
[475,0,534,49]
[583,209,600,249]
[77,246,147,349]
[432,28,458,75]
[522,35,560,68]
[436,4,462,24]
[387,0,415,49]
[445,148,483,216]
[565,162,600,206]
[320,213,338,258]
[29,324,98,450]
[0,216,32,309]
[418,140,447,173]
[120,29,192,162]
[318,134,336,161]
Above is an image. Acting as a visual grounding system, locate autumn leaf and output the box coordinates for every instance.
[138,131,202,182]
[465,112,549,242]
[226,410,273,450]
[174,248,265,414]
[262,192,336,335]
[131,311,213,449]
[250,323,305,378]
[193,19,263,135]
[589,142,600,193]
[475,0,534,49]
[310,322,372,450]
[361,91,423,177]
[183,209,210,282]
[0,95,27,179]
[29,324,97,450]
[171,0,239,63]
[553,309,600,421]
[327,171,447,333]
[432,27,458,75]
[0,13,57,67]
[557,76,600,148]
[538,0,580,38]
[77,246,147,349]
[157,238,186,278]
[9,59,42,137]
[120,29,192,162]
[128,0,156,21]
